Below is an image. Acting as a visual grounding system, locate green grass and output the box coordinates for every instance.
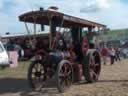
[0,61,30,78]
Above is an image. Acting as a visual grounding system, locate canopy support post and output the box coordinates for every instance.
[33,20,36,36]
[51,17,64,49]
[48,14,53,49]
[33,17,37,40]
[24,22,33,48]
[25,22,30,35]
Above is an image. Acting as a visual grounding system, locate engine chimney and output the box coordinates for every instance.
[40,7,44,31]
[40,7,44,11]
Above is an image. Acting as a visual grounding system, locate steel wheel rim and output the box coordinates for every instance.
[89,52,101,81]
[58,63,73,89]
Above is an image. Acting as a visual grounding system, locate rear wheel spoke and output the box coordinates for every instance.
[94,63,99,69]
[90,69,98,80]
[59,73,65,77]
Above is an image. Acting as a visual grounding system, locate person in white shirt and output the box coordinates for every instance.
[109,47,116,65]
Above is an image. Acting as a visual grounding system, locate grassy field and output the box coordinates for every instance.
[0,61,29,78]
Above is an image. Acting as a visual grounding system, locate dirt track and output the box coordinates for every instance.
[0,59,128,96]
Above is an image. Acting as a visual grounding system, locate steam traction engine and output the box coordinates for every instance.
[19,7,106,92]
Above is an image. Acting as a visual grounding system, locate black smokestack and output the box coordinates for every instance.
[40,7,44,11]
[40,7,44,31]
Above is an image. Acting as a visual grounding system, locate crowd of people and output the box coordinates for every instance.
[101,46,121,65]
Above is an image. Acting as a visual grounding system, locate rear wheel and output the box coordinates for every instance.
[83,50,101,83]
[27,61,46,91]
[56,60,73,93]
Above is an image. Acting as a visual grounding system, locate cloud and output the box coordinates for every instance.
[0,0,127,35]
[80,5,101,13]
[84,0,128,28]
[80,0,111,13]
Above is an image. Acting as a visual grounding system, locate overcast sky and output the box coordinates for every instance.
[0,0,128,35]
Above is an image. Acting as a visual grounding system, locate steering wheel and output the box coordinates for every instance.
[82,36,89,55]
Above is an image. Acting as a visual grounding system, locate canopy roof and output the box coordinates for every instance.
[19,9,106,28]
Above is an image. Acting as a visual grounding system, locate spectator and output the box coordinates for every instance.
[101,46,108,65]
[108,47,116,65]
[7,40,15,51]
[115,48,121,61]
[14,44,23,60]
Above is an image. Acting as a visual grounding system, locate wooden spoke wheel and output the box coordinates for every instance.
[27,61,46,91]
[56,60,73,93]
[83,50,101,83]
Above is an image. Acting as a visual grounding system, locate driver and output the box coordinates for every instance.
[47,32,69,68]
[86,31,96,49]
[53,32,67,50]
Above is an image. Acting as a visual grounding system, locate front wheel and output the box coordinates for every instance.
[27,61,46,91]
[56,60,73,93]
[83,50,101,83]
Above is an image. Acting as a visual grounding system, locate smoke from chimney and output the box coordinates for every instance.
[48,6,59,11]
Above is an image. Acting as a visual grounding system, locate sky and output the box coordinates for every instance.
[0,0,128,35]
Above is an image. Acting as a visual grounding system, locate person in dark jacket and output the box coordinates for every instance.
[115,48,121,61]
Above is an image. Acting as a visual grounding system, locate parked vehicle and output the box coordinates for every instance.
[19,7,106,92]
[0,41,10,67]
